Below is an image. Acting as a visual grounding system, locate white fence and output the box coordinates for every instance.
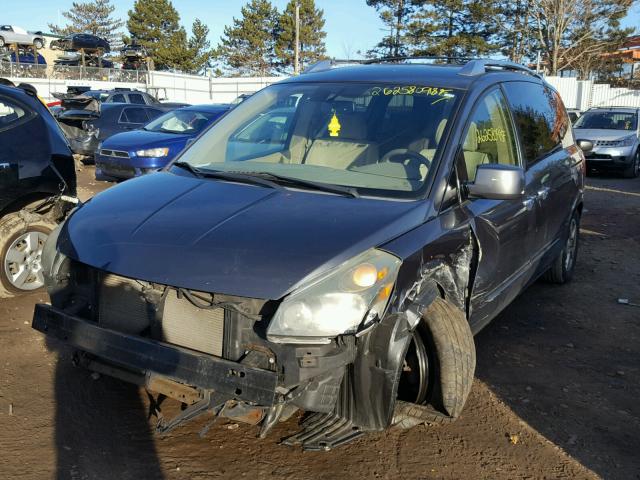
[6,67,640,111]
[546,76,640,110]
[5,69,284,104]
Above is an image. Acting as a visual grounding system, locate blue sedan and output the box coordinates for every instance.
[95,104,231,181]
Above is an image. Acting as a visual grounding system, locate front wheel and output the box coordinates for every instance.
[543,212,579,284]
[0,211,56,298]
[623,151,640,178]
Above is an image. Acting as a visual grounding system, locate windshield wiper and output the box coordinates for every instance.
[172,162,282,190]
[236,171,360,198]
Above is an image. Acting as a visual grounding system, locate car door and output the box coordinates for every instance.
[456,87,540,331]
[503,81,580,269]
[2,26,16,44]
[0,94,45,208]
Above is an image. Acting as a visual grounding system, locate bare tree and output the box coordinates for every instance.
[533,0,634,77]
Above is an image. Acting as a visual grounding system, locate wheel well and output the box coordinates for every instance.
[0,193,53,218]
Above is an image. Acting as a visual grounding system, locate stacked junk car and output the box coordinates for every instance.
[29,57,586,451]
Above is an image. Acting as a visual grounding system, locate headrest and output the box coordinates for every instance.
[435,118,447,144]
[464,122,479,151]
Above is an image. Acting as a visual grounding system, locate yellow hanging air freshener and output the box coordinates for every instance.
[328,112,341,137]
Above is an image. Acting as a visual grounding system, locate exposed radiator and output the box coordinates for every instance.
[98,273,224,357]
[99,273,150,335]
[161,290,225,357]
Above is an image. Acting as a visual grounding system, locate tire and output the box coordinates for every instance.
[623,151,640,178]
[33,38,44,49]
[393,297,476,428]
[543,212,580,284]
[0,211,56,298]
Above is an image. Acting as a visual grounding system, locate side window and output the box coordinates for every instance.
[110,93,126,103]
[0,97,30,132]
[119,107,149,124]
[147,108,163,121]
[459,88,519,182]
[128,93,146,105]
[503,82,569,168]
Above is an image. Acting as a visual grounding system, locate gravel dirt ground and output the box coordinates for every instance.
[0,167,638,480]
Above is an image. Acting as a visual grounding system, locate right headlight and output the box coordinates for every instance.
[267,248,402,344]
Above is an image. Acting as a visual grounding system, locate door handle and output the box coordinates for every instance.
[537,186,550,200]
[523,197,535,210]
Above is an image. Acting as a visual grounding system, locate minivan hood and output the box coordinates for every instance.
[573,128,636,142]
[58,172,429,299]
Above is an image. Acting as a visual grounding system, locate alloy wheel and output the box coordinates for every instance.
[564,218,578,272]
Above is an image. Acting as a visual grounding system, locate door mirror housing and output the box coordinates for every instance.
[576,139,593,152]
[466,164,525,200]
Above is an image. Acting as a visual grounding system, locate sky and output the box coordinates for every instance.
[4,0,640,59]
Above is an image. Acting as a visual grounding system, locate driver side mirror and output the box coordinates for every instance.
[466,164,525,200]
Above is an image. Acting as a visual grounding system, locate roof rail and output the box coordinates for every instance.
[303,56,542,80]
[302,59,366,74]
[458,59,541,78]
[302,56,471,74]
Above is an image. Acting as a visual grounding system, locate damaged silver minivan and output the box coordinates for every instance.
[33,59,585,450]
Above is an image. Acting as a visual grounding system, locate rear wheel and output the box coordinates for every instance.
[0,212,56,298]
[623,151,640,178]
[543,212,579,284]
[33,38,44,49]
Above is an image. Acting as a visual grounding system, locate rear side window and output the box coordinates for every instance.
[128,93,146,105]
[119,107,149,124]
[0,96,31,132]
[459,88,519,182]
[503,82,570,168]
[110,94,126,103]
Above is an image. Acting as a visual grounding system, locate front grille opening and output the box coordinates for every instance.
[97,273,225,356]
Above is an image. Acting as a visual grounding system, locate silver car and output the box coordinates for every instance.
[573,107,640,178]
[0,25,45,49]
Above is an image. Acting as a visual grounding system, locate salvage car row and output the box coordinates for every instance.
[0,58,637,453]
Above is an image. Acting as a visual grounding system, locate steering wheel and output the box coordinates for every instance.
[380,148,431,171]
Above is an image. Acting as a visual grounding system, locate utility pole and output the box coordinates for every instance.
[294,2,300,75]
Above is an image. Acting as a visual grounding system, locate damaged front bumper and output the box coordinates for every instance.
[33,304,279,406]
[32,298,367,449]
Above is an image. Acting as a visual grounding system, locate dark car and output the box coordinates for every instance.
[573,107,640,178]
[50,33,110,53]
[53,52,113,68]
[57,102,169,157]
[122,44,148,71]
[95,104,231,181]
[0,82,76,297]
[33,59,584,450]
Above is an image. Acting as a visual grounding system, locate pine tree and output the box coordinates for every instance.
[186,19,215,75]
[48,0,124,47]
[407,0,501,58]
[366,0,415,58]
[275,0,327,73]
[127,0,190,71]
[216,0,280,76]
